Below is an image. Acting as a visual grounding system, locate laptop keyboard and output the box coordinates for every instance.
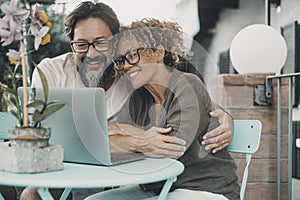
[110,152,145,164]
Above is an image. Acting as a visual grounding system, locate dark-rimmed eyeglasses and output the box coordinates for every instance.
[70,39,111,53]
[113,48,144,70]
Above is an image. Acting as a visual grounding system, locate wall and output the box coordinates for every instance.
[222,74,289,199]
[205,0,300,117]
[206,1,300,199]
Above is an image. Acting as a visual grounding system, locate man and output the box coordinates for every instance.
[21,1,233,199]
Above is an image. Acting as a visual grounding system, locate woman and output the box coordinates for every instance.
[88,18,239,200]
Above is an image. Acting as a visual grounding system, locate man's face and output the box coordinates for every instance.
[72,18,113,87]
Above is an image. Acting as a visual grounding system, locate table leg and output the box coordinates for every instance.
[0,193,4,200]
[37,188,54,200]
[59,188,72,200]
[157,176,177,200]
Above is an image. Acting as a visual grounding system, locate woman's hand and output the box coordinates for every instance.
[201,109,233,153]
[109,123,186,158]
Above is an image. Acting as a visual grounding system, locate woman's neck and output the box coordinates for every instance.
[145,66,172,105]
[144,66,172,126]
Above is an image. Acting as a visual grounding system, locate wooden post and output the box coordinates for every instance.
[20,42,28,127]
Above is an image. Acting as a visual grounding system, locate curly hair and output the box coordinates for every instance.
[115,18,193,69]
[63,1,120,40]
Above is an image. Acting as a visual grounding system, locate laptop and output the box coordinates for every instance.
[18,87,145,166]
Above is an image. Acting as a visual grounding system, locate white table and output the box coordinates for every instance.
[0,158,184,200]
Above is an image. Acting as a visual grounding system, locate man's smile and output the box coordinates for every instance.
[82,56,106,71]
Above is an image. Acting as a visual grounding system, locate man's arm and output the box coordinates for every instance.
[109,122,186,158]
[201,108,233,153]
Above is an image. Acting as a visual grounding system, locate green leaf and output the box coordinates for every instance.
[6,94,23,126]
[32,110,42,125]
[46,101,63,106]
[34,65,49,104]
[0,82,8,90]
[4,64,14,76]
[9,110,23,126]
[27,100,45,108]
[13,63,21,74]
[8,95,18,108]
[32,103,65,125]
[0,82,14,94]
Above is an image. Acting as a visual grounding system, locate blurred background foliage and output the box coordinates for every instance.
[0,0,71,111]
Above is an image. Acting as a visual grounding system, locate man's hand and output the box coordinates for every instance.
[201,109,233,153]
[109,124,186,158]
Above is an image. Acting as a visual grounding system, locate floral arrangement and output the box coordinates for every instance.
[0,0,65,128]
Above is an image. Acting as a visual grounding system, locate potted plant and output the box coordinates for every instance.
[0,0,65,173]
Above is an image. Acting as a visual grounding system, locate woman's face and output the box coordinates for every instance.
[117,37,160,89]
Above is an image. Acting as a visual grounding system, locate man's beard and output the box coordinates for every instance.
[78,56,109,87]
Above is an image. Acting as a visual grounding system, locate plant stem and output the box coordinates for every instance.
[20,42,29,127]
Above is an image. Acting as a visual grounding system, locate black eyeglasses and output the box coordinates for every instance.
[113,48,144,70]
[70,39,111,53]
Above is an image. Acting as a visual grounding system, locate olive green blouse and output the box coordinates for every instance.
[116,69,240,199]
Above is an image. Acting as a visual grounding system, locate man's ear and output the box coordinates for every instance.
[155,45,165,63]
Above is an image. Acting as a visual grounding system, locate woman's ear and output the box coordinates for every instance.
[155,45,165,63]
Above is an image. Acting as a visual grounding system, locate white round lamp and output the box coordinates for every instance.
[230,24,287,74]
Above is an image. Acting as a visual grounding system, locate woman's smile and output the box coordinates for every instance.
[128,69,141,80]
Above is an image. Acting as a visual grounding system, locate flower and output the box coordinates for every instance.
[0,18,23,46]
[35,11,48,24]
[0,0,29,46]
[7,49,21,65]
[1,0,30,22]
[40,33,51,45]
[0,0,52,50]
[0,0,63,128]
[30,25,49,50]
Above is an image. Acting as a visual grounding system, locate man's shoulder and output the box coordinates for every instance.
[39,52,74,66]
[180,71,202,81]
[173,70,204,86]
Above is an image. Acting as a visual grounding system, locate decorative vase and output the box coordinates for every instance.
[0,127,64,173]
